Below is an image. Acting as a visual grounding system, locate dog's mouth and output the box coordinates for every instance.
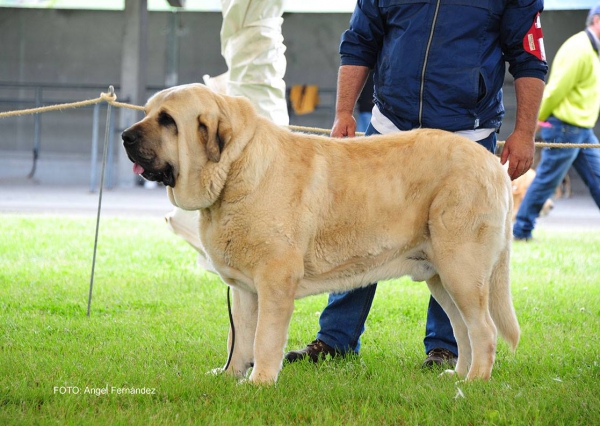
[132,161,175,187]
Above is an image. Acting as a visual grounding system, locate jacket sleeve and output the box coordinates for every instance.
[339,0,384,68]
[538,37,584,121]
[501,0,548,81]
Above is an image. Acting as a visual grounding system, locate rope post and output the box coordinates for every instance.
[86,85,115,317]
[106,106,117,189]
[89,103,101,193]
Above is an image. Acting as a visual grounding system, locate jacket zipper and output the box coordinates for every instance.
[418,0,441,128]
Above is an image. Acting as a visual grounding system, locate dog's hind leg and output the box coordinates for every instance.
[223,287,258,378]
[459,301,497,381]
[426,274,471,377]
[433,244,498,381]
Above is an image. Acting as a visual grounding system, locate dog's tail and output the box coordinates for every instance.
[489,244,520,352]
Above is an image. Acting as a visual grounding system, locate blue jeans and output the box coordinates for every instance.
[356,111,372,133]
[316,124,498,355]
[513,116,600,239]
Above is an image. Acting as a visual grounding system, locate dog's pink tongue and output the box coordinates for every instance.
[133,163,144,175]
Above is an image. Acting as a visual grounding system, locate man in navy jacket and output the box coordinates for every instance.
[286,0,547,367]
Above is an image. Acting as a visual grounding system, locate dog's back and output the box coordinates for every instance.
[292,129,513,289]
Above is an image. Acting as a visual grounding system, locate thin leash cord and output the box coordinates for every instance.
[87,86,114,317]
[224,286,236,371]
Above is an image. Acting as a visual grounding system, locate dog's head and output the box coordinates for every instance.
[121,83,254,210]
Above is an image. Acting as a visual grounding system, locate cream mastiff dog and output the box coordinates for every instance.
[121,83,519,385]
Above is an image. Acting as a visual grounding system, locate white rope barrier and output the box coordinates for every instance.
[1,89,598,148]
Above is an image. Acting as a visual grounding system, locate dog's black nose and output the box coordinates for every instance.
[122,129,139,146]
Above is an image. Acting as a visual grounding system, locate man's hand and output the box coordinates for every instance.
[500,129,535,180]
[331,65,370,139]
[502,76,544,180]
[331,112,357,138]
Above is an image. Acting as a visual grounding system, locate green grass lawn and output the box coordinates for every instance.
[1,215,599,425]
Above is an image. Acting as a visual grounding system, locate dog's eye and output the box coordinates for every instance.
[158,111,176,128]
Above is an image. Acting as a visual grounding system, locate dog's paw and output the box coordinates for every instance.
[248,370,278,386]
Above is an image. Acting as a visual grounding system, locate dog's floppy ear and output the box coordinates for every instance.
[198,113,225,163]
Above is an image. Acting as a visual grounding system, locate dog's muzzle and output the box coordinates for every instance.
[121,129,176,187]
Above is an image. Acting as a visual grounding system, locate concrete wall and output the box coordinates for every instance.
[0,7,591,185]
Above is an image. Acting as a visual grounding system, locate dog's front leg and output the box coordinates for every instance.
[248,264,299,385]
[221,287,258,378]
[248,290,295,385]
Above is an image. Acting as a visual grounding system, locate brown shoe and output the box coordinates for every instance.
[422,348,458,368]
[285,339,340,363]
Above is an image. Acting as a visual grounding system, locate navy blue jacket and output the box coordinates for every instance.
[340,0,548,132]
